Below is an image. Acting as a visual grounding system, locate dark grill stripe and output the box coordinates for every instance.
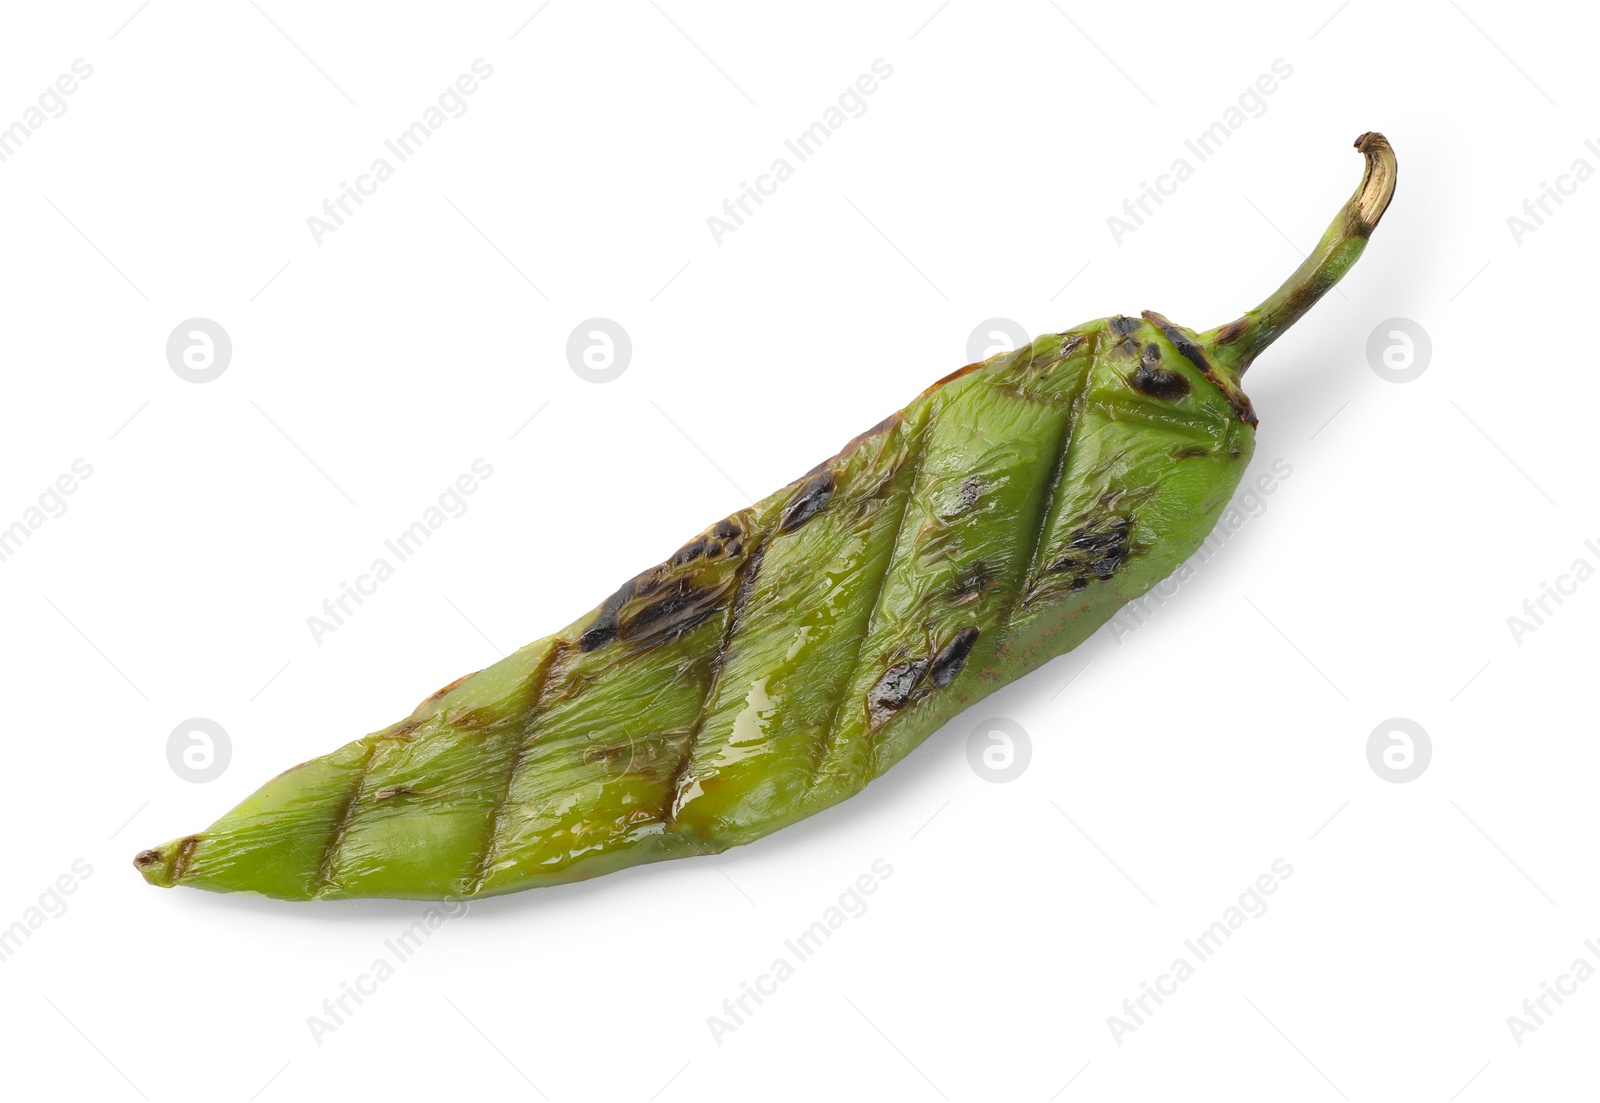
[802,425,932,791]
[662,539,768,828]
[1018,375,1094,606]
[467,641,568,895]
[312,741,381,898]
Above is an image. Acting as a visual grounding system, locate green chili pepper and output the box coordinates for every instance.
[136,133,1396,901]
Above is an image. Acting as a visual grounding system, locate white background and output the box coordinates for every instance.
[0,2,1593,1100]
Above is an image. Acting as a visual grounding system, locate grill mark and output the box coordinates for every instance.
[1045,517,1134,583]
[1141,310,1258,426]
[779,471,834,533]
[1163,328,1210,369]
[859,364,1084,776]
[671,536,709,566]
[467,641,567,895]
[804,431,928,787]
[867,660,928,727]
[949,560,995,605]
[312,741,381,898]
[172,836,199,882]
[578,580,633,651]
[947,474,983,517]
[581,519,749,654]
[929,626,980,688]
[619,580,723,650]
[1014,366,1092,609]
[664,540,767,827]
[1129,342,1191,400]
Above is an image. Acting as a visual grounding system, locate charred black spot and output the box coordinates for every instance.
[958,475,982,509]
[133,849,160,868]
[1079,525,1133,578]
[780,471,834,533]
[1109,315,1142,337]
[724,538,742,557]
[942,475,983,518]
[868,660,928,725]
[578,579,636,651]
[635,571,671,598]
[1066,522,1127,552]
[950,561,995,605]
[930,627,980,688]
[1142,309,1258,426]
[1090,552,1127,577]
[1047,517,1134,583]
[711,519,740,540]
[1164,326,1206,365]
[577,622,617,651]
[706,541,724,557]
[671,536,708,566]
[1129,345,1191,400]
[621,581,721,649]
[1141,313,1199,362]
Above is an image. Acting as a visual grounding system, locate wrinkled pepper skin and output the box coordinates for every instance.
[137,134,1396,901]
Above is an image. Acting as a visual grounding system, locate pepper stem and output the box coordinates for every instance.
[1200,132,1397,375]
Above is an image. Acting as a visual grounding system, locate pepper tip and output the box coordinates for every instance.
[132,836,199,888]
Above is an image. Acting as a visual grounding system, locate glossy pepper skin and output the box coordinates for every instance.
[136,134,1397,901]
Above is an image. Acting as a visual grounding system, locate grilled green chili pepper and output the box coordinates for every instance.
[136,133,1396,901]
